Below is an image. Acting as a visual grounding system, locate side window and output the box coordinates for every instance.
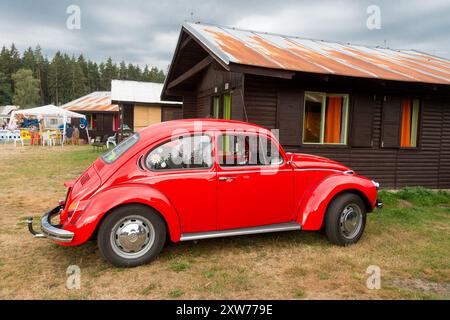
[303,92,349,145]
[209,93,231,119]
[218,134,282,167]
[145,135,212,170]
[400,98,420,148]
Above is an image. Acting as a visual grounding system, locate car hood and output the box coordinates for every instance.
[287,153,351,172]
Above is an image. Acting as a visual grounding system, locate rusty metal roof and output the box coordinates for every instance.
[61,91,118,112]
[184,22,450,85]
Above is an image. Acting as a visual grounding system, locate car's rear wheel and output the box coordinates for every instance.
[97,204,166,267]
[325,193,366,246]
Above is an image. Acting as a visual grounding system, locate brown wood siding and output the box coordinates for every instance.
[161,107,183,122]
[350,95,376,147]
[439,100,450,188]
[381,96,402,148]
[244,75,278,129]
[183,95,197,118]
[276,88,303,146]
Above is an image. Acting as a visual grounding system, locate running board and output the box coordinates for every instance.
[180,222,301,242]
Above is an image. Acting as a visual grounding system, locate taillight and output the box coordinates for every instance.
[66,200,90,224]
[67,201,79,218]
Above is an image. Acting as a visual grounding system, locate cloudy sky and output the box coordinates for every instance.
[0,0,449,70]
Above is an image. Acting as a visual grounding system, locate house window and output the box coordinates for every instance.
[212,96,220,118]
[303,92,349,145]
[401,99,420,148]
[223,93,231,120]
[210,93,231,120]
[88,114,97,130]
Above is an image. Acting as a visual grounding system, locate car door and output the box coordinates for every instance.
[216,132,294,230]
[142,134,217,234]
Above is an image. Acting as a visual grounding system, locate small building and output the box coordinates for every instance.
[111,80,182,140]
[61,91,118,141]
[162,22,450,189]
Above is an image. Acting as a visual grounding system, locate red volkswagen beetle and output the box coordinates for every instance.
[28,119,381,267]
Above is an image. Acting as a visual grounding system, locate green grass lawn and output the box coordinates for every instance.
[0,144,449,299]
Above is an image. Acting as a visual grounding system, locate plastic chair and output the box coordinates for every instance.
[106,132,117,149]
[92,136,106,151]
[42,131,54,146]
[13,130,23,147]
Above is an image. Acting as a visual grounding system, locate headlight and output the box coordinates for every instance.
[371,180,380,189]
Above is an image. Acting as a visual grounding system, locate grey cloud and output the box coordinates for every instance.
[0,0,448,69]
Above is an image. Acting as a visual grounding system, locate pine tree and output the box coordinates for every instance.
[0,72,12,105]
[99,57,118,90]
[22,47,36,73]
[48,52,64,105]
[34,45,49,104]
[118,61,127,80]
[87,61,100,92]
[70,55,88,99]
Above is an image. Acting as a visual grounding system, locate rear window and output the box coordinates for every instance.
[102,133,139,164]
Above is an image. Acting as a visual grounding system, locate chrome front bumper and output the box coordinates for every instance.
[27,205,74,243]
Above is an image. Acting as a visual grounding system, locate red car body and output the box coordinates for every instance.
[28,119,380,265]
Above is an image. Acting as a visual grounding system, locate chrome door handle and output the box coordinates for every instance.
[219,176,236,181]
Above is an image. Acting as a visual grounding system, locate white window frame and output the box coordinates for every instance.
[302,91,350,145]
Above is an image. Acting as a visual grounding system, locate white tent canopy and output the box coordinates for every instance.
[9,104,86,120]
[9,105,88,145]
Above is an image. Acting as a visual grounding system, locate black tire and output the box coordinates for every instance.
[325,193,366,246]
[97,204,166,267]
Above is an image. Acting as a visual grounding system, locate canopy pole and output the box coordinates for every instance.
[62,114,66,147]
[85,126,90,144]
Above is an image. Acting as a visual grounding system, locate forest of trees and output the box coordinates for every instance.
[0,44,167,108]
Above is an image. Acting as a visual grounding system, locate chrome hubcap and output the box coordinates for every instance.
[339,204,362,239]
[110,216,155,259]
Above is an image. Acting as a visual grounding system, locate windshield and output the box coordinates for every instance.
[102,133,139,164]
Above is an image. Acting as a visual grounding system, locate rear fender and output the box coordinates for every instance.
[62,183,181,245]
[296,174,377,231]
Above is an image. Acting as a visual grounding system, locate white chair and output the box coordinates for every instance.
[42,131,54,146]
[13,130,23,147]
[106,133,117,149]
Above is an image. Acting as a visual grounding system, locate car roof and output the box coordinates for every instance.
[137,118,275,142]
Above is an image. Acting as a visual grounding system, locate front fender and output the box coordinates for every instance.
[297,174,377,231]
[62,183,181,246]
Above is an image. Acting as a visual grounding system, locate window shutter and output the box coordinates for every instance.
[276,89,303,146]
[381,96,402,148]
[351,95,376,147]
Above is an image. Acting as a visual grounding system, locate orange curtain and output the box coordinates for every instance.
[401,99,411,147]
[324,97,342,143]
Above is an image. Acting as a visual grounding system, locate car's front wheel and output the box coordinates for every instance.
[324,193,367,246]
[97,204,166,267]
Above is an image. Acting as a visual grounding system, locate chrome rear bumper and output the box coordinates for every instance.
[27,205,74,243]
